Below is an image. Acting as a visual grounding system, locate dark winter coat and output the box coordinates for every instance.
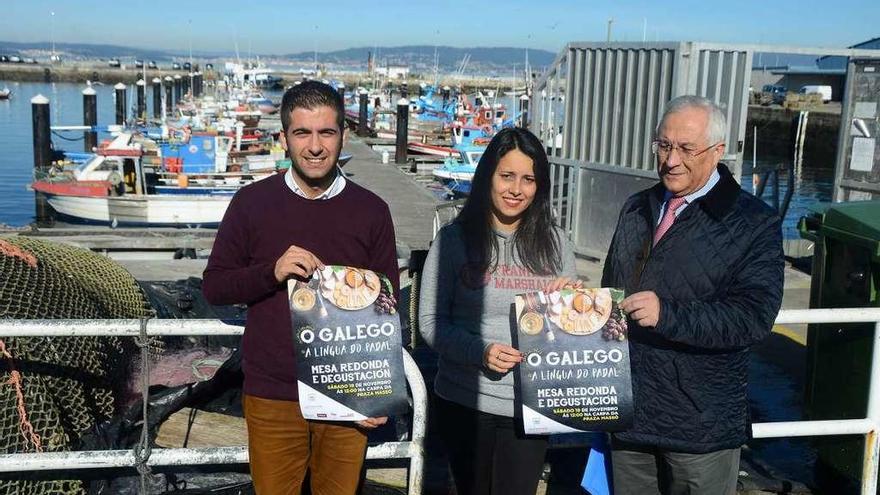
[601,164,784,453]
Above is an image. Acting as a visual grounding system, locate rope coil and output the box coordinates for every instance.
[133,317,156,494]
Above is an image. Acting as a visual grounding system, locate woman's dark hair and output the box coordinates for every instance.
[455,127,561,276]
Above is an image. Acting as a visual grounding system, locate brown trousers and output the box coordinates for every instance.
[243,394,368,495]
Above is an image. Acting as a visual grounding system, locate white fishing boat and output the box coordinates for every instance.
[30,133,273,227]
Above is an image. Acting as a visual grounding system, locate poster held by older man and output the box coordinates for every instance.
[288,265,408,420]
[514,287,633,434]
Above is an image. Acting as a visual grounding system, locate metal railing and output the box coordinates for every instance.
[0,319,427,495]
[3,309,880,493]
[751,308,880,495]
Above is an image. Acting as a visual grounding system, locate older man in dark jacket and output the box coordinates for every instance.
[601,95,784,495]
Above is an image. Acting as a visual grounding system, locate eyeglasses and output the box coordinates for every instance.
[651,140,722,159]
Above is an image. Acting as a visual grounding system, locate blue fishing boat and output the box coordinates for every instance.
[432,146,484,197]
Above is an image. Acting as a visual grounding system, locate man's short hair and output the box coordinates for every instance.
[280,80,345,131]
[657,95,727,145]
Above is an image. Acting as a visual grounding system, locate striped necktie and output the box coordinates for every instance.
[653,196,687,246]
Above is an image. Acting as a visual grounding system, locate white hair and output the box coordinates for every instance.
[656,95,727,145]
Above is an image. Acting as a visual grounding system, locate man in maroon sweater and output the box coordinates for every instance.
[203,81,400,495]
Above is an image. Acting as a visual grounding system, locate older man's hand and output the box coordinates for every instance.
[620,291,661,328]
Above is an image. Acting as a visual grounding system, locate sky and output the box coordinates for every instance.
[1,0,878,55]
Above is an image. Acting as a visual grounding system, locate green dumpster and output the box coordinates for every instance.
[799,200,880,494]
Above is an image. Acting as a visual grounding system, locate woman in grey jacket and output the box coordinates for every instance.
[419,127,577,495]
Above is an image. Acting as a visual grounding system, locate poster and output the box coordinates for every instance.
[288,265,408,421]
[514,287,633,434]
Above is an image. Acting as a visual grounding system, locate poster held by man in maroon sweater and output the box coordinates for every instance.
[289,265,408,420]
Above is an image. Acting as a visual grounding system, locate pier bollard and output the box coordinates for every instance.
[519,94,530,128]
[194,72,203,97]
[442,85,450,103]
[419,82,426,97]
[183,73,192,98]
[82,86,97,152]
[357,90,369,137]
[32,94,55,226]
[401,81,408,100]
[152,77,162,118]
[174,74,182,103]
[114,82,127,126]
[336,83,345,103]
[136,79,146,121]
[164,76,173,115]
[395,98,409,165]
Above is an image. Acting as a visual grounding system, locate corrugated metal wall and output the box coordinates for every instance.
[536,42,751,171]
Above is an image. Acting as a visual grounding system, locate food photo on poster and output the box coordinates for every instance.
[513,287,633,434]
[288,265,408,420]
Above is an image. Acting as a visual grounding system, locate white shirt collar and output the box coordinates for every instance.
[284,165,347,200]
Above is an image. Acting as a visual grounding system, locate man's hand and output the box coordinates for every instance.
[483,343,523,373]
[356,416,388,429]
[274,245,323,282]
[544,276,583,294]
[620,291,661,328]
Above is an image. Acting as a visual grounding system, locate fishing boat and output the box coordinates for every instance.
[0,87,11,100]
[31,130,354,226]
[432,146,484,197]
[30,133,276,227]
[407,124,491,157]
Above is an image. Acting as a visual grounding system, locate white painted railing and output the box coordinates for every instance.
[0,319,427,495]
[751,308,880,495]
[2,309,880,494]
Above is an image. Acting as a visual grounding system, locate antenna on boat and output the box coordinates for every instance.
[232,25,241,65]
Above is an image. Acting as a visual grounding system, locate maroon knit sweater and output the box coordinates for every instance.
[202,173,400,401]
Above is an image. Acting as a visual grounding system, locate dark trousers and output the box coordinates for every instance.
[611,438,740,495]
[435,396,548,495]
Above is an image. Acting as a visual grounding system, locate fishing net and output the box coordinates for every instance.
[0,236,154,494]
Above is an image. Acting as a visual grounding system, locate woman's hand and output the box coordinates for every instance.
[483,343,523,373]
[356,416,388,429]
[544,276,583,293]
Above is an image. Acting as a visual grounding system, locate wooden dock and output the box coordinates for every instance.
[342,137,442,250]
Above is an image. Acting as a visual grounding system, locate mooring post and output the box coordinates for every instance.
[32,94,54,226]
[336,83,345,103]
[164,76,173,115]
[419,82,426,97]
[114,82,126,126]
[152,77,162,118]
[183,73,191,98]
[173,74,182,103]
[401,81,408,100]
[442,85,450,103]
[194,72,202,97]
[519,94,530,128]
[83,85,97,152]
[136,79,146,121]
[395,98,409,165]
[357,90,369,137]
